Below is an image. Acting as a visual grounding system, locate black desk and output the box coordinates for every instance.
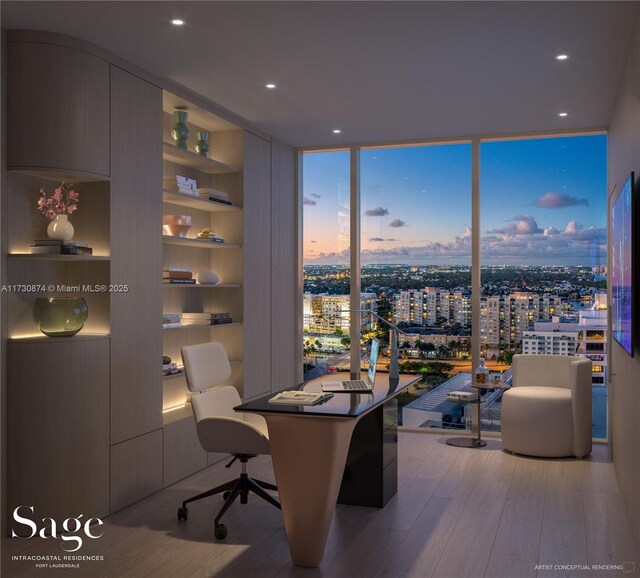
[235,373,419,568]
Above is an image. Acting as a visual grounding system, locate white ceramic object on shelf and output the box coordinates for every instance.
[196,271,219,285]
[47,214,74,241]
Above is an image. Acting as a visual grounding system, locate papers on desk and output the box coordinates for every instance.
[268,391,334,406]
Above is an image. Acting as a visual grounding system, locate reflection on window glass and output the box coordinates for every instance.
[480,135,608,437]
[302,151,350,381]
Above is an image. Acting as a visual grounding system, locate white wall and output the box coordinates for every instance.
[607,11,640,554]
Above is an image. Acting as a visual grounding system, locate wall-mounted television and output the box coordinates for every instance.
[611,172,634,356]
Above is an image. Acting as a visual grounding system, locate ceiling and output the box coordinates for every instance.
[2,1,639,147]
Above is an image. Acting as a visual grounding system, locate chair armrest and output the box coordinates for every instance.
[195,416,271,456]
[570,358,593,457]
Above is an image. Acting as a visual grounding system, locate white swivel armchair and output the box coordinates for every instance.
[501,354,592,458]
[176,342,280,540]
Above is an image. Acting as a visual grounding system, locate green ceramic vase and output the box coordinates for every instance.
[33,297,88,337]
[171,110,190,149]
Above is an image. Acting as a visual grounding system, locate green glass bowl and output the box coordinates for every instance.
[33,297,88,337]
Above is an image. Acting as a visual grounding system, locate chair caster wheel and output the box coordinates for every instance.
[177,507,188,521]
[214,524,228,540]
[223,491,231,501]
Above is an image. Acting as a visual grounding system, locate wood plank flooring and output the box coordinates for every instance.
[2,432,638,578]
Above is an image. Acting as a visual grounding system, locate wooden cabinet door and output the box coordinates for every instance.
[8,41,110,178]
[110,66,163,443]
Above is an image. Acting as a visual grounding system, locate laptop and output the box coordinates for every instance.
[322,338,379,392]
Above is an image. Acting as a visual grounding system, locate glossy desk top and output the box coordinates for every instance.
[235,373,420,418]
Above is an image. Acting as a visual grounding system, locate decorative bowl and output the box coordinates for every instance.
[196,271,220,285]
[33,297,88,337]
[163,215,192,237]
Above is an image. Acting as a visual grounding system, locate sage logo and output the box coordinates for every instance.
[11,506,104,552]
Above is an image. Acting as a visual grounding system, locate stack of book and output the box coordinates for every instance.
[163,175,197,196]
[163,268,196,285]
[163,361,183,376]
[196,188,232,206]
[30,239,93,255]
[162,313,181,329]
[181,312,232,326]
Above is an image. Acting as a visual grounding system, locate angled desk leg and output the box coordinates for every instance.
[263,414,357,568]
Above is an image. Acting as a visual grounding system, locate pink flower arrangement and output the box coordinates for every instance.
[37,182,79,219]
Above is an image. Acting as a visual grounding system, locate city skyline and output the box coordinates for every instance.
[303,135,607,267]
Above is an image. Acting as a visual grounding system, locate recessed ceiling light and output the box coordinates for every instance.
[558,112,568,117]
[332,129,342,134]
[265,83,276,89]
[556,54,569,61]
[171,19,185,26]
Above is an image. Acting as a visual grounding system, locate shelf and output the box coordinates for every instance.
[162,190,241,213]
[162,235,241,250]
[162,403,193,426]
[162,322,242,332]
[8,166,110,183]
[9,253,110,261]
[162,283,241,289]
[9,333,111,343]
[162,142,240,175]
[163,359,241,381]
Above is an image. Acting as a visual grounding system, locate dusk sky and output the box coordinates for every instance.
[303,135,607,266]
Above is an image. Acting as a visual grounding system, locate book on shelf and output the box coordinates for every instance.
[181,312,231,321]
[196,188,229,202]
[32,239,89,248]
[162,314,181,324]
[30,245,93,255]
[163,267,191,273]
[162,278,196,285]
[162,322,182,329]
[163,368,184,376]
[205,197,233,206]
[181,319,233,326]
[162,271,193,280]
[268,391,334,406]
[163,175,197,191]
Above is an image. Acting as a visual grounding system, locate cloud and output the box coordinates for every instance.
[310,193,322,199]
[389,219,406,228]
[364,206,389,216]
[305,219,605,266]
[369,237,397,242]
[565,220,583,233]
[534,192,589,208]
[303,196,317,206]
[489,215,542,236]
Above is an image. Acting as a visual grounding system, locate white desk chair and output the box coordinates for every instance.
[176,342,280,539]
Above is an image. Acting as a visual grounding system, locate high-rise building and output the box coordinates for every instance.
[522,305,607,387]
[303,292,376,334]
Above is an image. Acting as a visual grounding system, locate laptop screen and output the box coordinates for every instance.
[367,339,379,384]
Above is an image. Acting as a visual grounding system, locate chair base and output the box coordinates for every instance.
[177,455,280,540]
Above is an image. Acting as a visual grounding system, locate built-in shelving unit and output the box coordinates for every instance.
[162,142,240,174]
[161,90,246,445]
[162,190,241,212]
[8,333,111,343]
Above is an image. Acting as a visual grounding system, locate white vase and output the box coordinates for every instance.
[47,214,74,241]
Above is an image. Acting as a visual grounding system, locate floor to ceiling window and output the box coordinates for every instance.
[480,135,608,437]
[300,133,608,437]
[360,144,472,427]
[302,150,351,381]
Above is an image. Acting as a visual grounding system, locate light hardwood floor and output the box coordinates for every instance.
[2,431,638,578]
